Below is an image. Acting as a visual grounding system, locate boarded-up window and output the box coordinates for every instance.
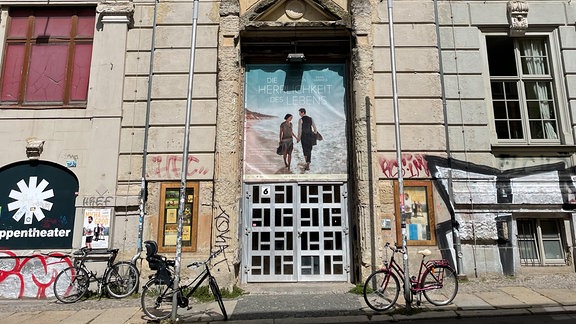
[0,7,94,107]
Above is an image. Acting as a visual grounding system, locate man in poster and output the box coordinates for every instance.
[84,216,95,249]
[297,108,318,171]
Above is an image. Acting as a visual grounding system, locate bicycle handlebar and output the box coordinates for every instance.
[384,242,405,254]
[187,246,226,269]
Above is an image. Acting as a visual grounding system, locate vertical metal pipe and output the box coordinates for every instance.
[172,0,199,319]
[386,0,411,306]
[433,0,464,277]
[133,0,159,264]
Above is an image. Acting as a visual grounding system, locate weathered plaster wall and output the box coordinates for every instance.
[118,0,223,264]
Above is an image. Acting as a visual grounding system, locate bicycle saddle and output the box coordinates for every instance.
[417,249,432,256]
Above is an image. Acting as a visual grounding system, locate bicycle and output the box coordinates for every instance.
[53,247,140,303]
[140,240,228,321]
[363,242,458,311]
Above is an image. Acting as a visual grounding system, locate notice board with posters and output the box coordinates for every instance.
[158,182,199,252]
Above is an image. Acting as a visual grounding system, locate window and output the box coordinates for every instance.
[158,183,199,252]
[394,180,436,245]
[517,218,566,266]
[487,36,559,143]
[0,7,95,108]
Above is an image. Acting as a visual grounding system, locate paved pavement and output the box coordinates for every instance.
[1,280,576,323]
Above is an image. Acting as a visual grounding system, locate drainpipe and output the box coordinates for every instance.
[132,0,159,264]
[386,0,411,307]
[433,0,464,277]
[172,0,199,319]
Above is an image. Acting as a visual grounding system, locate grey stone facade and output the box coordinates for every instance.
[1,0,576,298]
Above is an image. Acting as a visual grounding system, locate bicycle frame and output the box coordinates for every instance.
[54,247,139,303]
[181,262,213,299]
[74,248,119,292]
[381,244,449,294]
[148,247,225,304]
[363,242,458,311]
[141,245,228,321]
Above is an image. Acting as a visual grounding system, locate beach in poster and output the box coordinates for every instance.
[244,64,348,181]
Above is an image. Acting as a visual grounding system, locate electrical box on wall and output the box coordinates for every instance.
[381,218,391,230]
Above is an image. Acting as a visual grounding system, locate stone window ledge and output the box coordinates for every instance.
[491,144,576,157]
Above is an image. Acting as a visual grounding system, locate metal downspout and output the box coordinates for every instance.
[132,0,158,264]
[172,0,200,319]
[386,0,411,307]
[433,0,464,277]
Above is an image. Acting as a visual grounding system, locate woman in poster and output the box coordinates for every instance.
[297,108,318,171]
[279,113,298,168]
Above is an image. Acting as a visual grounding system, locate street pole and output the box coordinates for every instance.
[133,0,159,266]
[172,0,199,320]
[387,0,412,307]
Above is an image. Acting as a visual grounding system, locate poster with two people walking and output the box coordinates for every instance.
[244,64,347,181]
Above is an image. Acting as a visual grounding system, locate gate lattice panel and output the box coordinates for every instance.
[243,183,349,282]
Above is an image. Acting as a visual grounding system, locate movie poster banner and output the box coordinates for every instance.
[82,208,111,249]
[244,64,348,181]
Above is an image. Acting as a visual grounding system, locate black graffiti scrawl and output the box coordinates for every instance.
[424,156,576,275]
[0,161,78,249]
[424,156,575,212]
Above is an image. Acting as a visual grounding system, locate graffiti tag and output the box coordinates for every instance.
[379,154,430,178]
[215,206,231,249]
[0,251,72,298]
[148,154,210,179]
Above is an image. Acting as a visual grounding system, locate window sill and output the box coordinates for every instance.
[491,144,576,157]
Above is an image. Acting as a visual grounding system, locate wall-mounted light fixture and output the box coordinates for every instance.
[287,53,305,63]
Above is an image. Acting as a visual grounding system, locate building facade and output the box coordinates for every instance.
[0,0,575,298]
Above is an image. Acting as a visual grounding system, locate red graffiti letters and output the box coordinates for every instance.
[148,154,210,179]
[379,154,430,178]
[0,251,72,298]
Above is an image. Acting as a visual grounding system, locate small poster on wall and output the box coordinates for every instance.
[82,208,112,249]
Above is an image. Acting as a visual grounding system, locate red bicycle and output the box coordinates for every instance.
[363,242,458,311]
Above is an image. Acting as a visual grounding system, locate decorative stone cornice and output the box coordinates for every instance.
[26,138,44,160]
[97,1,135,28]
[507,0,529,37]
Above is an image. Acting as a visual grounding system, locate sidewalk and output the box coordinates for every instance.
[1,279,576,323]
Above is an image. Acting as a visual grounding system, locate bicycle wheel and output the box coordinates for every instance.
[363,269,400,311]
[422,265,458,306]
[53,266,89,303]
[141,279,174,320]
[208,276,228,320]
[105,261,140,298]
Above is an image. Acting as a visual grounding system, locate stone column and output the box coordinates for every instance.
[350,0,380,281]
[213,0,242,288]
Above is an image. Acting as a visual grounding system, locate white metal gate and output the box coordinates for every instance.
[243,183,349,282]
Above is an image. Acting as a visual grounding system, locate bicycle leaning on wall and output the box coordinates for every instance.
[140,240,228,321]
[53,247,140,303]
[363,242,458,311]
